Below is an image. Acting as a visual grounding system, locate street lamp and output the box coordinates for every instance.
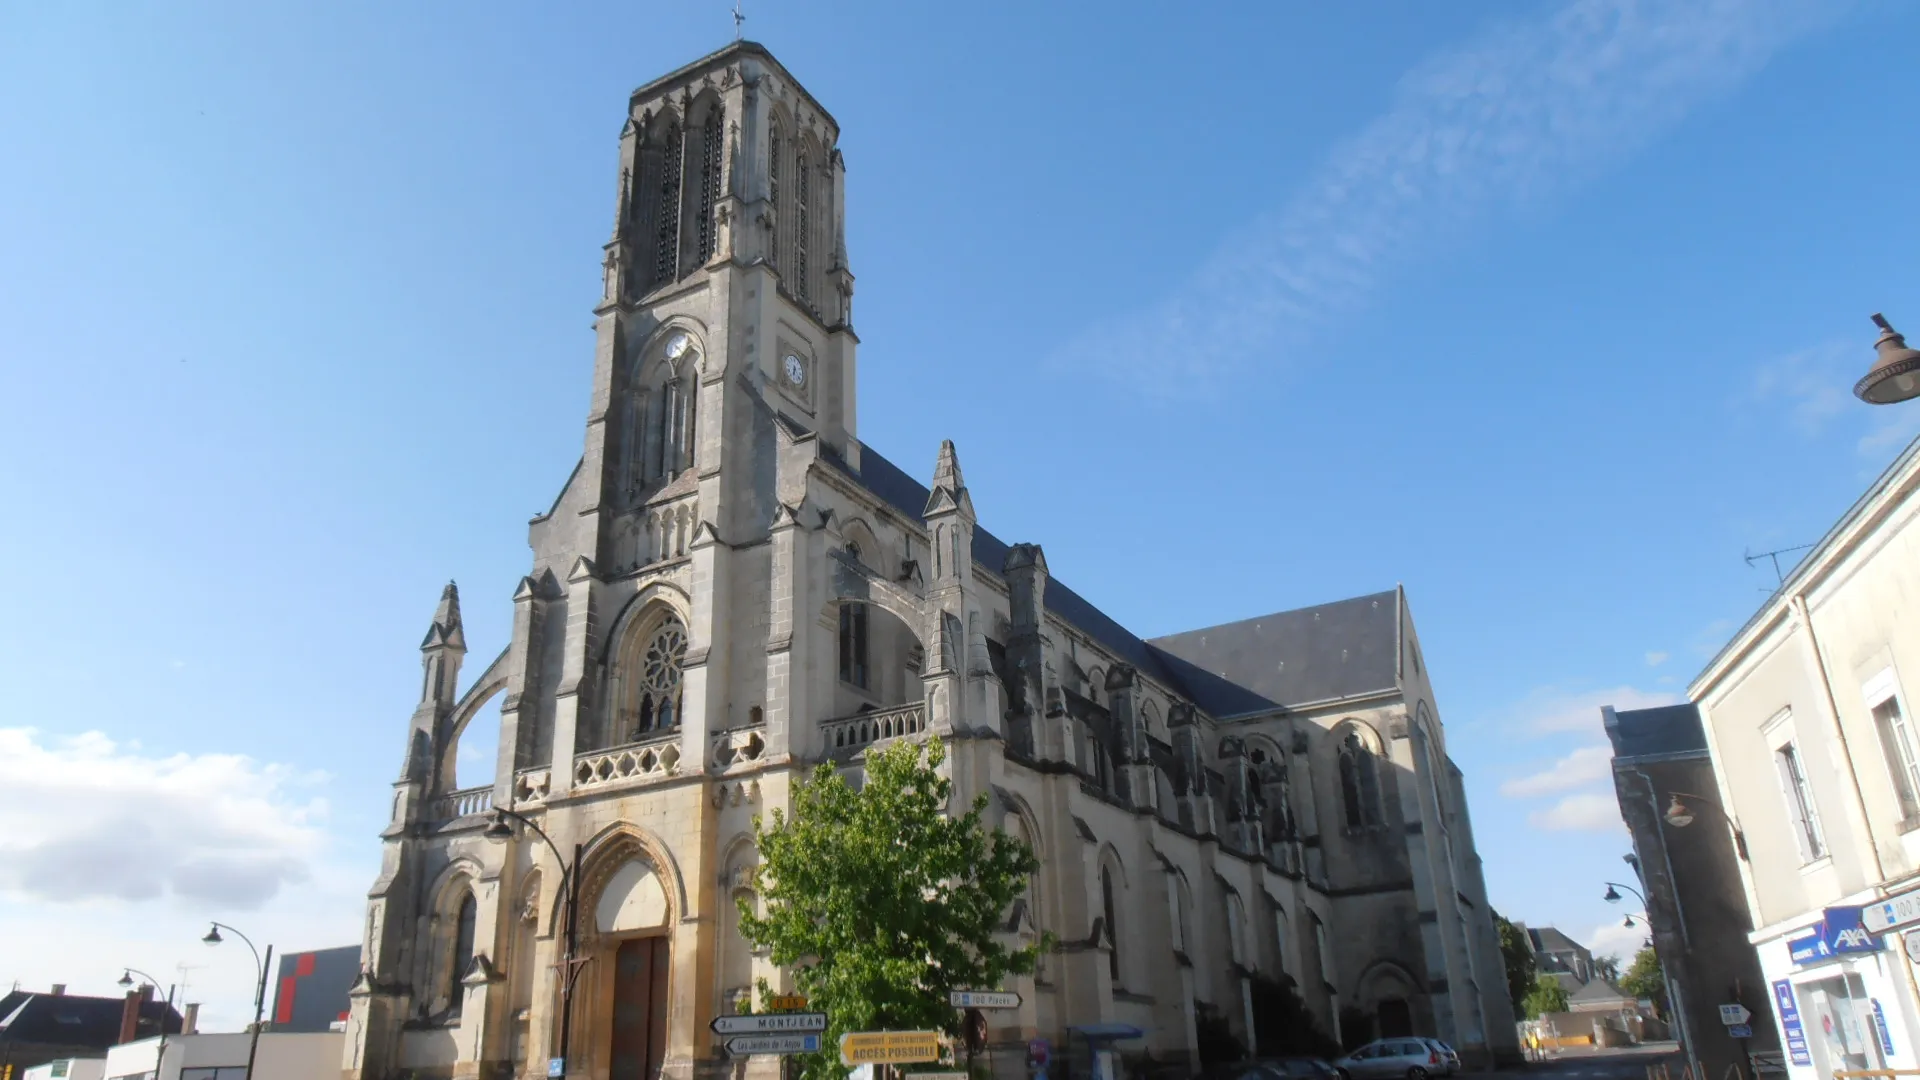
[1603,881,1647,907]
[484,806,583,1079]
[1662,791,1749,860]
[117,968,175,1073]
[1857,314,1920,405]
[204,923,272,1080]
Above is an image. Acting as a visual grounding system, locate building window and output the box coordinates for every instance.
[652,121,682,286]
[1776,741,1827,862]
[450,891,477,1004]
[633,617,687,737]
[695,104,724,266]
[1873,695,1920,824]
[794,152,810,308]
[839,602,869,689]
[768,124,782,270]
[1339,731,1382,830]
[1101,867,1121,985]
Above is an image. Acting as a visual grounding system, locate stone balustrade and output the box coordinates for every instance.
[573,733,683,793]
[512,767,553,805]
[820,701,927,760]
[709,726,767,773]
[429,785,494,822]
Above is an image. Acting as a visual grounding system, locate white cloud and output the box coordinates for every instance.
[0,728,327,907]
[1584,919,1652,967]
[0,728,366,1035]
[1529,792,1627,832]
[1512,684,1681,737]
[1645,651,1669,668]
[1053,0,1847,393]
[1501,745,1613,798]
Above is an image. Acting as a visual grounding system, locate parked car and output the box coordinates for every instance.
[1332,1039,1450,1080]
[1207,1058,1340,1080]
[1420,1040,1460,1076]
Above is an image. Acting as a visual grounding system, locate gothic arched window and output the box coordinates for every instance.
[768,122,783,270]
[632,617,687,738]
[652,121,683,288]
[694,103,724,267]
[794,151,811,308]
[1339,730,1382,830]
[621,336,699,499]
[450,890,477,1004]
[1101,866,1121,984]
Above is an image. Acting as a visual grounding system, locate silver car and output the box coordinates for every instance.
[1333,1039,1448,1080]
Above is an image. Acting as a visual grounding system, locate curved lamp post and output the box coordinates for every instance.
[1857,314,1920,405]
[117,968,175,1071]
[484,806,583,1079]
[203,923,272,1080]
[1661,791,1750,860]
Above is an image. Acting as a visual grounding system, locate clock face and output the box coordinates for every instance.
[783,353,806,387]
[664,332,692,360]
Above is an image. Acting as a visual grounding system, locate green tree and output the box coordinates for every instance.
[739,738,1048,1080]
[1491,909,1537,1020]
[1619,946,1668,1016]
[1522,972,1570,1019]
[1594,954,1622,984]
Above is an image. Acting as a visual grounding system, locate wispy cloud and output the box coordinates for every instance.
[1645,651,1669,668]
[1510,684,1681,738]
[1502,744,1614,798]
[1752,340,1857,436]
[1585,918,1652,964]
[1053,0,1847,394]
[1529,792,1627,832]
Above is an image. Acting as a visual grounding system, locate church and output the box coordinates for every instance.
[342,41,1519,1080]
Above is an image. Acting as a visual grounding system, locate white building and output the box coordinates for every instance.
[100,1032,342,1080]
[1692,432,1920,1080]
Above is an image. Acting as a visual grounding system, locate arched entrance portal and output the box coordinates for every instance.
[580,847,675,1080]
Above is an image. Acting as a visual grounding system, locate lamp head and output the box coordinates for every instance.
[117,971,134,989]
[1624,915,1638,928]
[1664,795,1695,828]
[202,925,223,946]
[1604,885,1622,903]
[482,811,516,843]
[1857,314,1920,405]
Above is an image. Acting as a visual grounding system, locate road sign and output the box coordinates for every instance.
[1865,887,1920,934]
[1728,1024,1754,1039]
[950,990,1022,1009]
[1028,1038,1052,1070]
[768,994,809,1011]
[727,1034,824,1056]
[839,1030,943,1066]
[547,1059,565,1078]
[711,1012,829,1035]
[1720,1004,1751,1025]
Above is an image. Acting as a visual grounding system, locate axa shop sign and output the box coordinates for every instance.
[1824,907,1884,955]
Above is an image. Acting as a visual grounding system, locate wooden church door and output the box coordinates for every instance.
[609,936,670,1080]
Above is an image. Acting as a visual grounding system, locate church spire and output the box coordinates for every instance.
[924,439,974,521]
[418,581,466,708]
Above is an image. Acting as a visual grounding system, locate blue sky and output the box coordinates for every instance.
[6,0,1920,1027]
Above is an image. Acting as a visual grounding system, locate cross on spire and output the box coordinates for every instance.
[731,0,744,40]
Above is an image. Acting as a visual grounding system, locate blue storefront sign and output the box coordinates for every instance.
[1873,1000,1897,1056]
[1789,932,1833,965]
[1824,906,1885,954]
[1774,979,1813,1067]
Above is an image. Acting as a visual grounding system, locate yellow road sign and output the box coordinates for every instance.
[768,994,808,1012]
[839,1030,943,1066]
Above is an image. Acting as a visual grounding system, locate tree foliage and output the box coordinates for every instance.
[1594,954,1622,984]
[739,739,1047,1080]
[1250,975,1342,1059]
[1491,909,1536,1019]
[1522,973,1571,1019]
[1620,946,1667,1016]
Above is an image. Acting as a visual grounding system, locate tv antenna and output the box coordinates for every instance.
[1745,543,1815,589]
[175,962,204,1006]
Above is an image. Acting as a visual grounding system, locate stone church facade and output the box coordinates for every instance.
[342,41,1519,1080]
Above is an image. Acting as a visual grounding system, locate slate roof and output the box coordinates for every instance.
[0,991,181,1052]
[1147,591,1402,715]
[838,443,1406,719]
[1606,703,1707,761]
[1569,979,1636,1007]
[1527,926,1585,957]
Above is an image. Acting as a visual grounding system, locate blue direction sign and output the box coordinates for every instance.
[1727,1024,1753,1039]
